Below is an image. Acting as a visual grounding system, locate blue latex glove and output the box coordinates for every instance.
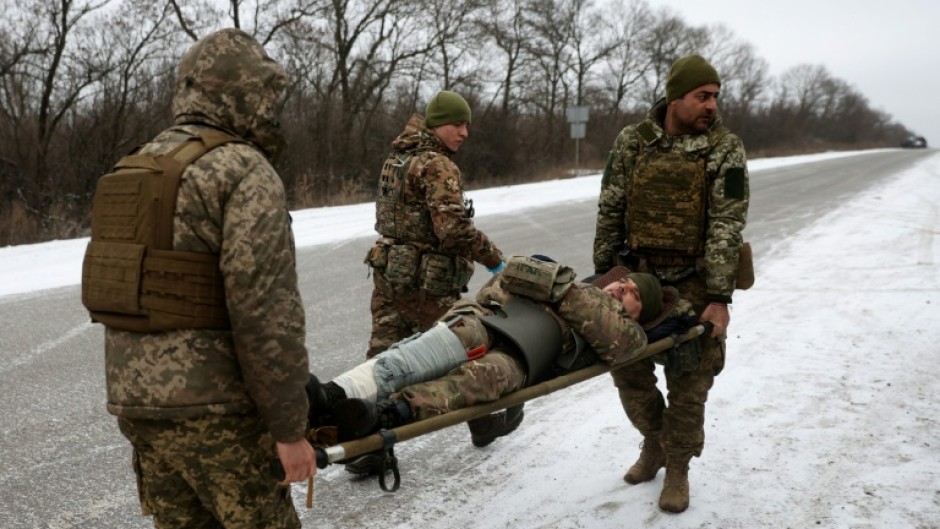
[487,262,506,275]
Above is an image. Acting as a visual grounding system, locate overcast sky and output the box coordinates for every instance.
[657,0,938,147]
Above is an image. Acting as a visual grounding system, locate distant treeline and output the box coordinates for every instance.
[0,0,914,246]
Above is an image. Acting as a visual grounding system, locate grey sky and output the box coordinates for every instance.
[659,0,938,146]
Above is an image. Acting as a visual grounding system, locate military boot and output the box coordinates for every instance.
[305,374,347,428]
[333,398,413,441]
[659,454,692,513]
[468,404,524,448]
[343,450,386,476]
[623,435,665,484]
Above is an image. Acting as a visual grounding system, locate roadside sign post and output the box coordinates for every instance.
[566,106,589,174]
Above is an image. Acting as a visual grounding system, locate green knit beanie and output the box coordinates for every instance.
[665,54,721,102]
[627,273,663,324]
[425,91,471,128]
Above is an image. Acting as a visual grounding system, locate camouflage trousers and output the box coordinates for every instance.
[367,268,460,357]
[394,350,526,421]
[610,274,726,458]
[117,414,300,529]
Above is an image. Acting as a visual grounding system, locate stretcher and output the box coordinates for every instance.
[297,322,711,500]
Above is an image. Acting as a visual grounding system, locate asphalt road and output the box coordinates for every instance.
[0,148,932,529]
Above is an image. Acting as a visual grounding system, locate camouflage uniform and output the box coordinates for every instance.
[365,114,503,357]
[395,275,649,420]
[593,98,749,462]
[98,30,307,529]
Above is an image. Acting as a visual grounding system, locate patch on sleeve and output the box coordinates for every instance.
[601,151,613,186]
[724,167,745,199]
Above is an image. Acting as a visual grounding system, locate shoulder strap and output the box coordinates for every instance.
[708,125,730,149]
[153,131,244,249]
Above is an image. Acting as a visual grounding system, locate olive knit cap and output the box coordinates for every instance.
[425,90,471,128]
[665,54,721,102]
[627,273,663,324]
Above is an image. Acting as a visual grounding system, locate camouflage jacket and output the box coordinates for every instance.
[593,99,749,303]
[475,277,648,367]
[377,114,503,268]
[104,30,309,443]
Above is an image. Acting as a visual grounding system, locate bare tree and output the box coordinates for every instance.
[93,1,181,155]
[166,0,221,41]
[316,1,435,174]
[567,0,618,106]
[476,0,529,116]
[167,0,326,44]
[695,26,770,135]
[601,0,654,112]
[521,0,576,117]
[5,0,112,209]
[776,64,834,120]
[638,7,706,103]
[421,0,485,91]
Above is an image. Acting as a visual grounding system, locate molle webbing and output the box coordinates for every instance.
[626,124,730,265]
[374,153,437,244]
[627,148,708,261]
[82,130,242,332]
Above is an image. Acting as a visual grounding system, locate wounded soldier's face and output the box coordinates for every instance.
[603,278,642,321]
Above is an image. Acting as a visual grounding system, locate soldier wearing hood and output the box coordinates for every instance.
[82,29,315,528]
[592,54,751,513]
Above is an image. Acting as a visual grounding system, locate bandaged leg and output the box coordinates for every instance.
[333,358,380,402]
[373,322,470,400]
[333,320,478,403]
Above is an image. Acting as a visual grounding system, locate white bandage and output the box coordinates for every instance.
[333,358,379,401]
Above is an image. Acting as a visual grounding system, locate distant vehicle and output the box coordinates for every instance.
[902,135,927,148]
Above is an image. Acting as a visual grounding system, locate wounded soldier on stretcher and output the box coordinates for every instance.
[306,255,699,470]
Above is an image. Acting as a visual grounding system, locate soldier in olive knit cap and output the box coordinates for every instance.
[421,90,472,153]
[425,90,472,128]
[665,54,721,102]
[357,88,504,474]
[593,50,750,514]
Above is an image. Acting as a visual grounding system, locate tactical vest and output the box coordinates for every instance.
[81,129,243,333]
[626,121,729,266]
[374,152,437,245]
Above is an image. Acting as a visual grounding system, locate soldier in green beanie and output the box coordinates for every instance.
[593,54,751,513]
[356,90,505,474]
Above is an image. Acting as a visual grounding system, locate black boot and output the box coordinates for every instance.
[305,374,347,428]
[468,404,524,447]
[333,398,413,441]
[344,451,386,476]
